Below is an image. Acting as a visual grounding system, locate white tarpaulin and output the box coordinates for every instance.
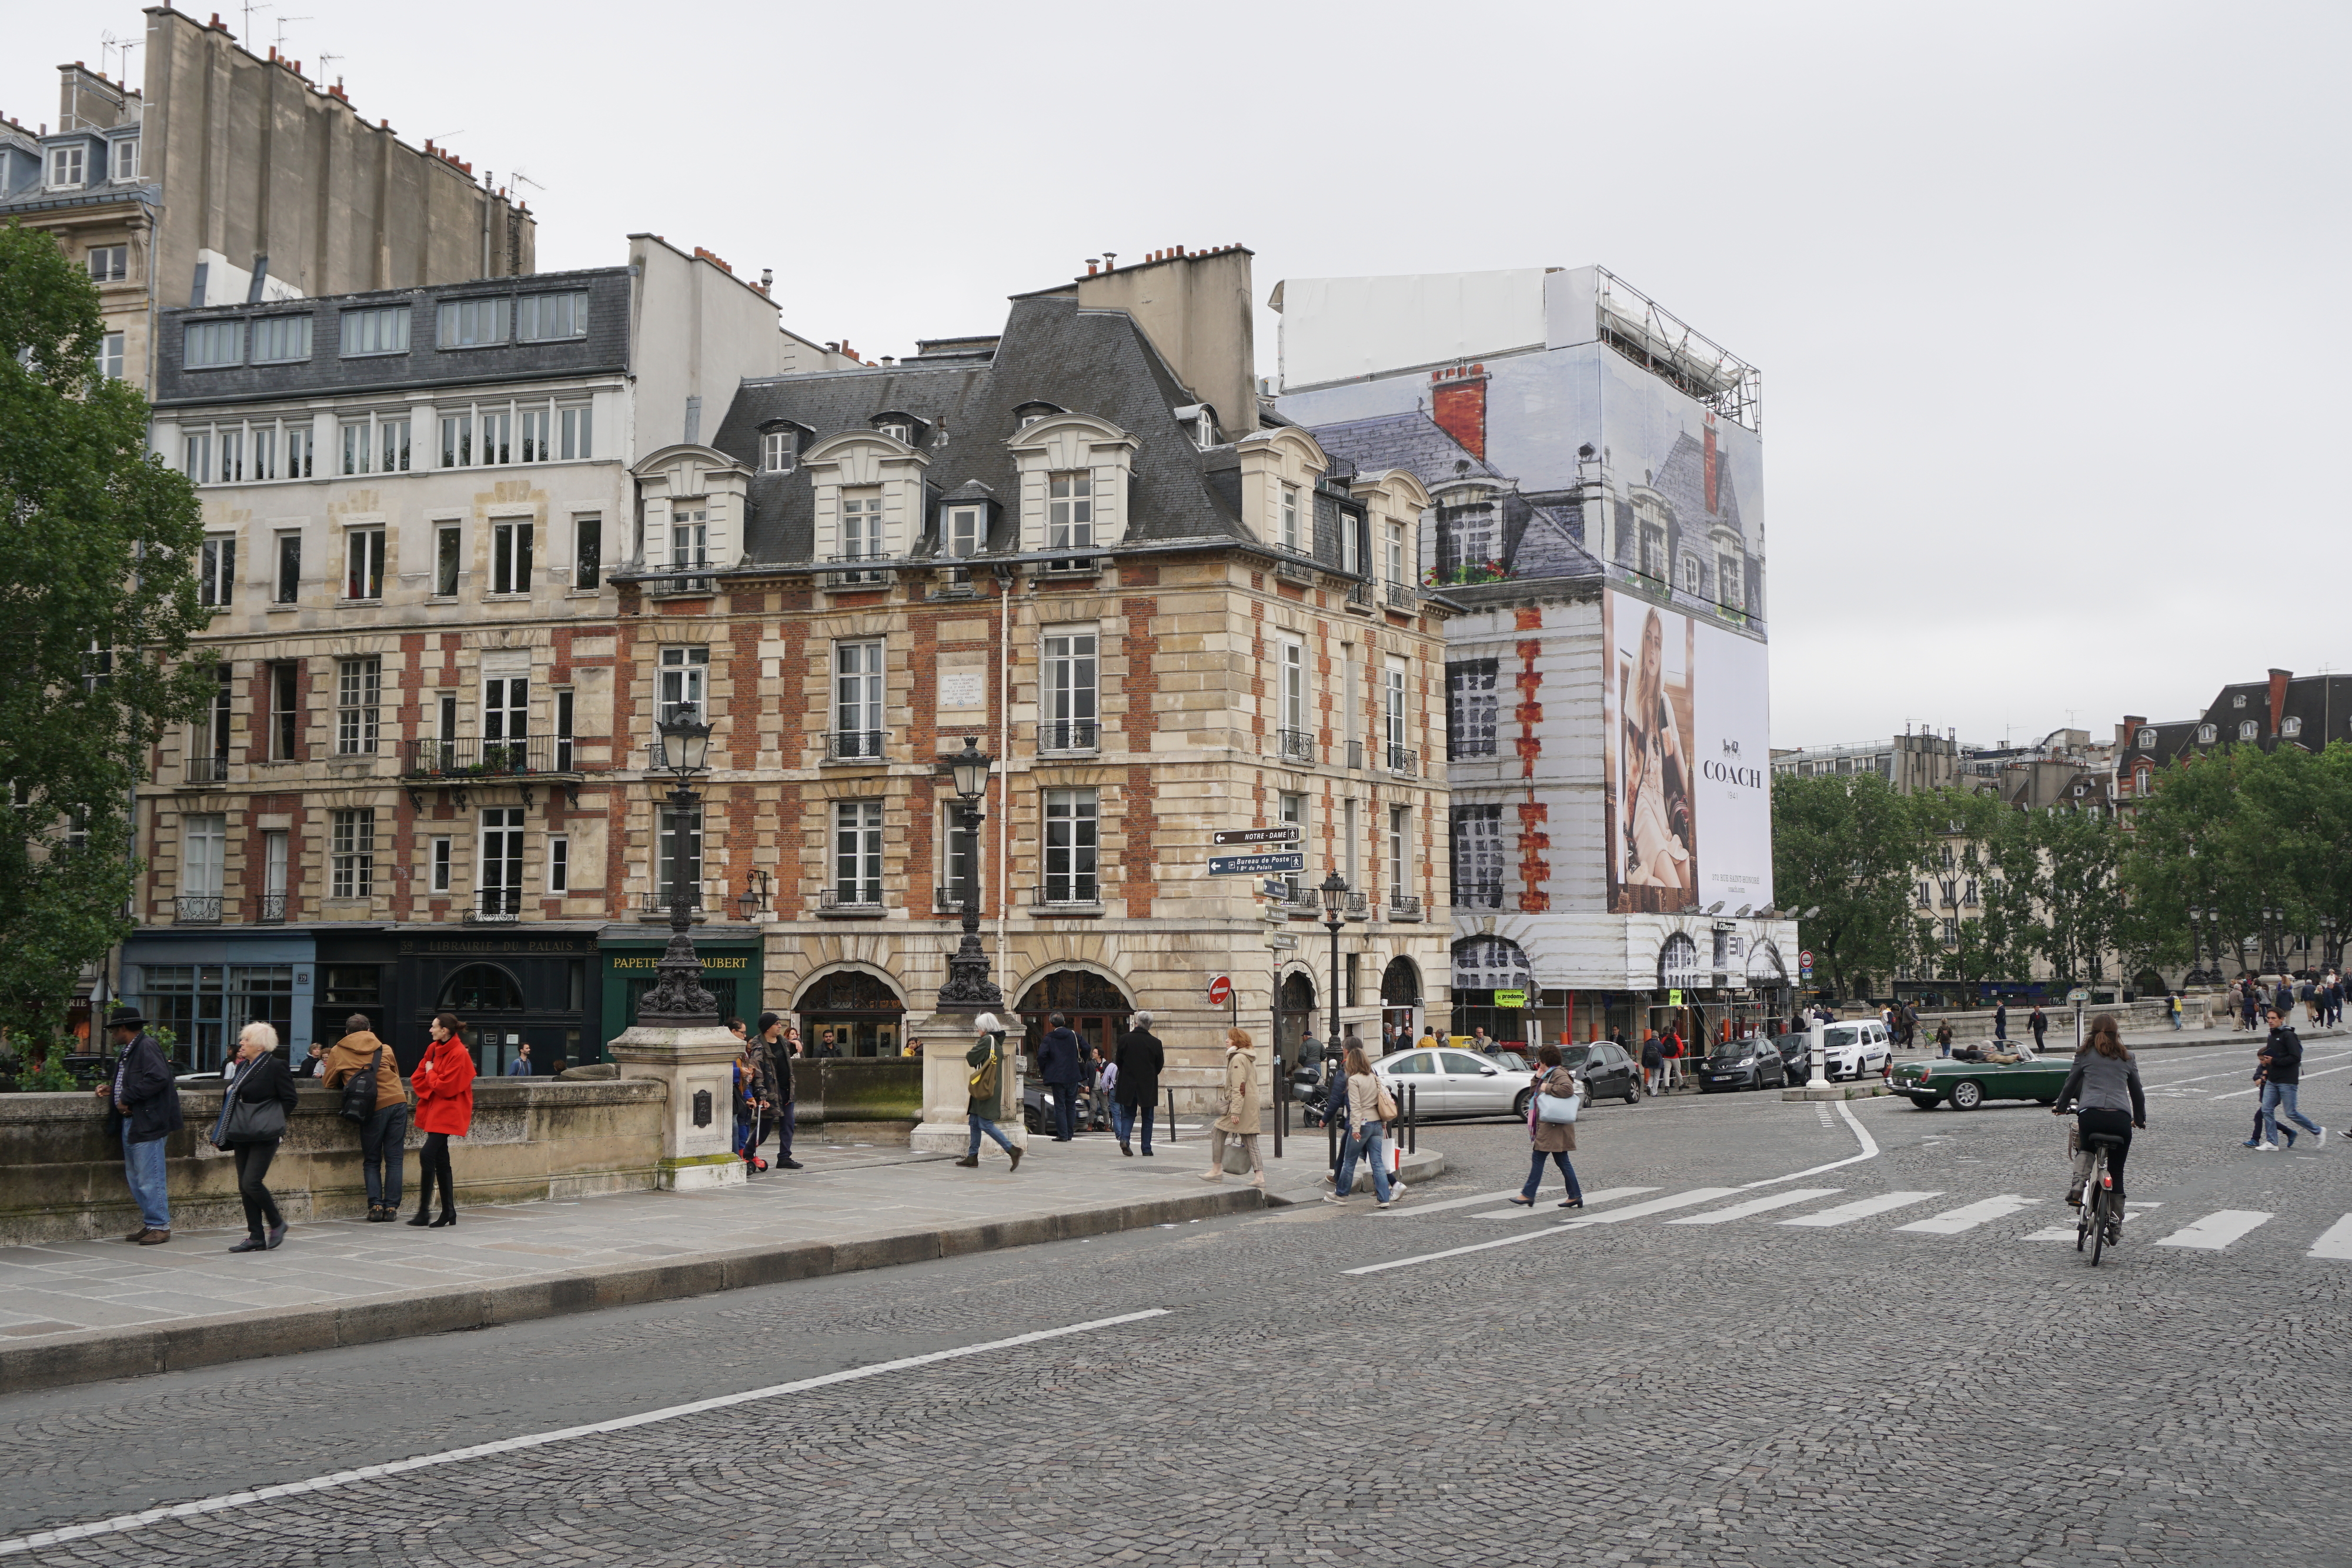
[1274,270,1551,389]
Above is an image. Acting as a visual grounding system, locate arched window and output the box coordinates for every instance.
[2197,724,2216,744]
[2239,720,2259,741]
[1658,932,1701,989]
[1452,936,1530,992]
[442,964,523,1012]
[1381,956,1422,1007]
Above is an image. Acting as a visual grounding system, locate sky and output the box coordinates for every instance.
[15,1,2350,752]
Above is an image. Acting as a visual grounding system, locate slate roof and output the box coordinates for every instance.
[1305,410,1503,488]
[711,294,1254,566]
[1649,429,1745,541]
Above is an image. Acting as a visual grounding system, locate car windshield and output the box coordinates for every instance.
[1497,1051,1532,1071]
[1558,1046,1592,1068]
[1708,1041,1753,1059]
[1825,1025,1860,1047]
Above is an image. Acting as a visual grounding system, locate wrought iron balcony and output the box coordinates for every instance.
[826,729,888,763]
[1040,553,1098,575]
[467,887,523,924]
[173,894,222,925]
[822,554,893,589]
[183,754,230,786]
[1038,718,1099,754]
[403,736,580,779]
[1273,728,1315,766]
[818,885,885,915]
[1386,744,1419,777]
[1345,580,1374,610]
[257,892,287,925]
[1385,582,1419,611]
[639,888,704,916]
[1344,891,1370,920]
[1275,554,1314,584]
[934,884,976,914]
[1389,892,1424,921]
[1033,885,1104,912]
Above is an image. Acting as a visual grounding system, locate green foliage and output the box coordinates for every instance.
[18,1051,79,1092]
[0,220,213,1042]
[1770,771,1930,999]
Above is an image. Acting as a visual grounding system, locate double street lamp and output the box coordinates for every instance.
[934,737,1003,1015]
[639,711,719,1024]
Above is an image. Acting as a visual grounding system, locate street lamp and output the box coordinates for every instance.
[1319,871,1348,1057]
[639,711,719,1024]
[934,737,1003,1014]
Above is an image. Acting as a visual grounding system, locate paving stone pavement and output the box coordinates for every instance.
[0,1034,2344,1566]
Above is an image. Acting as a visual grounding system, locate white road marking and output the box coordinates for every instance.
[2215,1059,2352,1099]
[2145,1049,2352,1089]
[2022,1225,2082,1242]
[1667,1188,1844,1225]
[1897,1195,2040,1234]
[1738,1098,1881,1189]
[1778,1191,1943,1228]
[1558,1188,1743,1226]
[1342,1188,1741,1274]
[2154,1210,2274,1251]
[0,1308,1168,1559]
[2308,1215,2352,1260]
[1384,1189,1539,1217]
[1469,1185,1659,1219]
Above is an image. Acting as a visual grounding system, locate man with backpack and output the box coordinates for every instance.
[1641,1031,1663,1095]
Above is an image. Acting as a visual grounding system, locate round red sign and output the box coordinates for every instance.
[1207,975,1233,1006]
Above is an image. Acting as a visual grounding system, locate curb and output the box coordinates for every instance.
[0,1186,1267,1396]
[1781,1082,1890,1101]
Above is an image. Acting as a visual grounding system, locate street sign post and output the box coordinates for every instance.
[1264,934,1298,950]
[1208,852,1304,876]
[1211,827,1302,847]
[1207,975,1232,1007]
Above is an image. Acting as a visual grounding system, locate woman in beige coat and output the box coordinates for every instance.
[1509,1042,1586,1209]
[1200,1027,1265,1189]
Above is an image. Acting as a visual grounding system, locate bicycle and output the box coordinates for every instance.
[2074,1122,2127,1265]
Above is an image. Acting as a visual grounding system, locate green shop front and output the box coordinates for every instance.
[599,924,765,1045]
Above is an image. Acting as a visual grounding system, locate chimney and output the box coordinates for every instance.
[1431,364,1489,460]
[2269,668,2292,734]
[2121,715,2146,751]
[1073,243,1259,434]
[1703,411,1720,514]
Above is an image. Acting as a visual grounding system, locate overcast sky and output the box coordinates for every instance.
[18,1,2348,751]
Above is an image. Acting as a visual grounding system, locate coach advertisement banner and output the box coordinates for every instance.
[1601,588,1773,916]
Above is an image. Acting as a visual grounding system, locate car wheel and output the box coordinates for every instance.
[1949,1079,1985,1111]
[1909,1096,1939,1111]
[1624,1082,1641,1105]
[1512,1089,1532,1118]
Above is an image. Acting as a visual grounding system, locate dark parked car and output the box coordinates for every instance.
[1770,1033,1815,1085]
[1698,1036,1789,1092]
[1562,1041,1642,1105]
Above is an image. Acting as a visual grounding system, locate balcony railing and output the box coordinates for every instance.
[818,885,884,914]
[823,554,893,589]
[1034,885,1104,911]
[1454,880,1505,910]
[1385,582,1419,611]
[257,892,287,924]
[1275,555,1314,584]
[826,729,888,763]
[1344,891,1370,920]
[1280,885,1322,917]
[1040,553,1098,575]
[1038,718,1099,754]
[1389,892,1424,921]
[467,887,523,924]
[404,736,580,779]
[1386,744,1419,777]
[1273,728,1316,766]
[184,754,230,786]
[934,884,976,914]
[173,894,222,925]
[1345,580,1374,610]
[639,888,704,917]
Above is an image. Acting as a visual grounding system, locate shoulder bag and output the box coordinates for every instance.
[339,1047,384,1125]
[968,1039,1001,1101]
[216,1063,289,1146]
[1536,1088,1581,1125]
[1372,1078,1399,1122]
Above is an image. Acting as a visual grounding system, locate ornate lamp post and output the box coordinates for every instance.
[639,712,718,1025]
[2186,907,2209,987]
[934,737,1002,1015]
[1319,871,1348,1056]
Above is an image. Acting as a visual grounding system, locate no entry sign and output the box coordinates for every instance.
[1208,975,1233,1006]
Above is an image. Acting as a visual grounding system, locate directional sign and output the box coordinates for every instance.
[1212,827,1302,847]
[1265,934,1299,950]
[2066,987,2090,1004]
[1208,975,1233,1006]
[1208,852,1304,876]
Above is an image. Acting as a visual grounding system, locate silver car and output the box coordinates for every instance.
[1374,1048,1539,1120]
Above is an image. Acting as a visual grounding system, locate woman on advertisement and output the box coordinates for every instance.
[1622,606,1692,894]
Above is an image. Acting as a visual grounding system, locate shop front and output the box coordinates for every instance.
[121,927,318,1074]
[790,966,904,1057]
[602,928,764,1051]
[400,927,600,1076]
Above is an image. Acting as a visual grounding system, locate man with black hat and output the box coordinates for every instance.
[756,1012,802,1170]
[92,1005,182,1244]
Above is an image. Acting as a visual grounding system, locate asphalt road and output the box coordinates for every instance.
[2,1035,2346,1566]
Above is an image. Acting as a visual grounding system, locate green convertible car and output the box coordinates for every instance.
[1890,1051,2074,1111]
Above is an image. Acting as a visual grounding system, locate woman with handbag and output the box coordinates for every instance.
[408,1012,477,1228]
[1200,1027,1265,1190]
[213,1022,299,1252]
[1323,1043,1406,1208]
[954,1013,1022,1171]
[1509,1042,1585,1209]
[322,1014,407,1222]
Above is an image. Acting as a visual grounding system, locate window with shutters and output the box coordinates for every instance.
[1451,804,1505,908]
[1447,659,1498,758]
[657,807,702,900]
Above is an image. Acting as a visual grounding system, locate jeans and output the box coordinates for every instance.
[1207,1127,1261,1175]
[2171,1011,2183,1031]
[2263,1082,2320,1145]
[121,1125,170,1231]
[1048,1084,1078,1141]
[966,1112,1015,1159]
[417,1131,455,1213]
[361,1104,407,1208]
[1333,1124,1391,1202]
[1114,1101,1156,1152]
[1522,1147,1583,1203]
[233,1141,283,1239]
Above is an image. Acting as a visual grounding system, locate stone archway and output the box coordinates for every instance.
[1278,969,1318,1065]
[1380,957,1422,1051]
[1014,968,1134,1074]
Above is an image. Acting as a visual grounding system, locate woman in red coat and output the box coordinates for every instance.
[407,1012,477,1228]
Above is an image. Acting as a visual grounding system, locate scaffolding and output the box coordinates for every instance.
[1592,268,1762,433]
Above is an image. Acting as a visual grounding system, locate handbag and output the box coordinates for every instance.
[219,1081,289,1146]
[338,1047,384,1125]
[1536,1091,1581,1125]
[1373,1081,1399,1122]
[967,1039,1001,1101]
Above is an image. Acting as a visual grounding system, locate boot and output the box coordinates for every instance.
[1007,1145,1023,1172]
[405,1196,433,1227]
[953,1155,979,1168]
[429,1163,457,1226]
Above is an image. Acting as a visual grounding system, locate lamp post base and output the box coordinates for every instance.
[609,1022,746,1189]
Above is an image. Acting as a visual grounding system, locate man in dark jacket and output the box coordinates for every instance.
[93,1006,181,1244]
[2029,1005,2049,1053]
[756,1012,802,1170]
[1993,1001,2009,1042]
[2253,1007,2325,1151]
[1037,1012,1083,1141]
[1113,1012,1164,1156]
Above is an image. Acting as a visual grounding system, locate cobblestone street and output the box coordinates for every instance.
[3,1035,2347,1566]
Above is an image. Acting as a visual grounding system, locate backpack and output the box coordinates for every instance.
[967,1038,1001,1101]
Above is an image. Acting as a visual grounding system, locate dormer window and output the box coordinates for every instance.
[2136,727,2156,748]
[2284,715,2304,738]
[2198,724,2216,743]
[1279,484,1301,551]
[1048,474,1093,550]
[2233,693,2246,707]
[112,135,138,182]
[1014,400,1064,432]
[46,144,85,190]
[762,430,796,473]
[2239,719,2259,740]
[879,420,911,444]
[946,505,985,558]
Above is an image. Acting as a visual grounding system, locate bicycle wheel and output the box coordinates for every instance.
[2076,1149,2099,1252]
[2090,1180,2109,1267]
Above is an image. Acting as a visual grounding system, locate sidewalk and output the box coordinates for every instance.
[0,1120,1407,1393]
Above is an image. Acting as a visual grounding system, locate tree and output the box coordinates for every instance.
[1770,771,1928,1001]
[0,220,212,1043]
[2026,804,2126,984]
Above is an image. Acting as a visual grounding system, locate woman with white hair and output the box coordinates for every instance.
[210,1021,299,1252]
[955,1012,1023,1171]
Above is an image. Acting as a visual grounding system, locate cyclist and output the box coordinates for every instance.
[2052,1013,2146,1215]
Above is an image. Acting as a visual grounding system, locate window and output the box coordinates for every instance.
[491,520,533,595]
[1342,510,1361,576]
[340,305,410,357]
[2197,724,2217,744]
[547,834,570,894]
[429,836,453,894]
[2284,716,2304,738]
[202,663,233,764]
[1386,521,1406,586]
[1718,554,1742,609]
[878,419,912,444]
[1638,523,1666,580]
[515,291,587,341]
[380,417,412,472]
[185,319,241,369]
[479,807,524,915]
[1442,492,1495,575]
[198,535,236,608]
[98,332,124,379]
[657,807,703,898]
[248,425,274,480]
[1345,952,1360,1008]
[658,646,708,723]
[88,245,126,282]
[840,490,881,560]
[1914,880,1932,907]
[1389,805,1409,895]
[763,430,796,473]
[1043,630,1097,750]
[46,143,85,189]
[553,515,595,593]
[268,662,299,759]
[262,830,286,913]
[670,507,708,570]
[341,420,372,476]
[1344,797,1360,887]
[834,641,884,754]
[1043,788,1099,904]
[2136,727,2156,748]
[437,296,510,348]
[251,314,311,363]
[483,674,528,755]
[1385,657,1409,757]
[520,406,551,463]
[833,801,883,905]
[1452,803,1504,907]
[947,505,983,558]
[1680,555,1701,594]
[1279,637,1307,733]
[435,524,462,596]
[1279,790,1306,898]
[335,657,381,754]
[555,689,574,771]
[2232,694,2247,708]
[1196,409,1217,450]
[2135,768,2151,794]
[441,412,473,468]
[560,404,592,460]
[1448,659,1498,758]
[285,423,313,477]
[941,800,976,905]
[330,808,376,897]
[1279,483,1301,551]
[345,527,385,600]
[2238,719,2259,741]
[1048,473,1094,550]
[112,136,138,182]
[437,693,459,751]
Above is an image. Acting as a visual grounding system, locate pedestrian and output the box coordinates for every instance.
[2241,979,2259,1032]
[754,1012,801,1171]
[1114,1011,1163,1156]
[2169,994,2183,1031]
[93,1005,181,1245]
[2308,977,2324,1028]
[2053,1014,2146,1212]
[1935,1021,1954,1058]
[2275,978,2294,1018]
[1297,1027,1327,1081]
[1099,1052,1118,1129]
[2250,1006,2326,1151]
[1037,1012,1083,1142]
[1083,1046,1111,1132]
[726,1017,747,1044]
[407,1012,476,1228]
[731,1039,767,1172]
[1323,1042,1405,1208]
[1993,999,2009,1043]
[954,1012,1021,1170]
[1471,1025,1495,1055]
[905,1035,926,1058]
[1662,1028,1684,1090]
[1508,1043,1585,1209]
[1641,1031,1663,1095]
[295,1041,326,1078]
[323,1012,409,1222]
[506,1042,534,1077]
[2029,1005,2048,1054]
[1416,1023,1439,1053]
[211,1021,298,1252]
[1200,1027,1265,1189]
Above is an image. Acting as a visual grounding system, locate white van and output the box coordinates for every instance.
[1820,1022,1892,1081]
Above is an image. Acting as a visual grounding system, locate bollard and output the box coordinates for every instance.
[1273,1054,1285,1159]
[1167,1085,1178,1142]
[1328,1100,1339,1172]
[1809,1017,1828,1088]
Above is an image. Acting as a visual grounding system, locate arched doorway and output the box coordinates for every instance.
[1015,968,1132,1072]
[794,969,906,1057]
[1277,970,1317,1065]
[1380,957,1421,1052]
[437,964,522,1074]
